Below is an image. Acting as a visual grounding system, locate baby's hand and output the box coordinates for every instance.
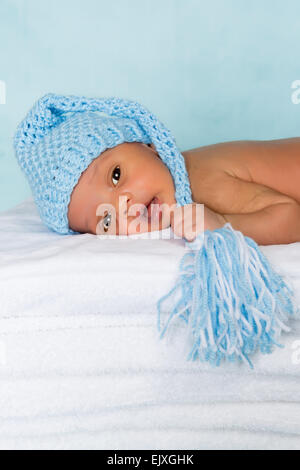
[170,203,226,242]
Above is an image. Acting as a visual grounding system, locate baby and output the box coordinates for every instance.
[68,137,300,245]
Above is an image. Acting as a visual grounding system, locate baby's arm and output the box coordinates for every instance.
[222,202,300,245]
[206,173,300,245]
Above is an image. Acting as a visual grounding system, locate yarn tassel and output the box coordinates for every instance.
[157,223,299,368]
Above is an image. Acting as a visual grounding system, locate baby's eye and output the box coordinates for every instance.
[103,211,112,233]
[111,166,121,186]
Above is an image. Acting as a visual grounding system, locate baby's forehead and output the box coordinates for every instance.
[101,141,141,154]
[99,141,150,160]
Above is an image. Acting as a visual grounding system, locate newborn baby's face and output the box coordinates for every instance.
[67,142,177,235]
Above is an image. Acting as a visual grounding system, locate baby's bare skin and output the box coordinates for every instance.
[68,143,177,236]
[184,137,300,244]
[68,138,300,245]
[184,138,300,205]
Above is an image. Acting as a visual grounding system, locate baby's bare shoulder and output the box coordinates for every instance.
[181,138,300,181]
[182,138,300,204]
[181,140,256,204]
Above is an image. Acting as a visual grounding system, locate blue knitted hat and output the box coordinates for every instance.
[14,93,192,235]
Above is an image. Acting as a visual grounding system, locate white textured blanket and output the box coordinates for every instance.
[0,198,300,450]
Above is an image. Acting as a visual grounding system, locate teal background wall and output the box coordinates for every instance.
[1,0,300,212]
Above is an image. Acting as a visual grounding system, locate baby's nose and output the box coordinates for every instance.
[119,194,146,218]
[117,193,130,216]
[116,194,146,234]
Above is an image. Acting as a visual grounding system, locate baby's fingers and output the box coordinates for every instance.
[170,204,204,240]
